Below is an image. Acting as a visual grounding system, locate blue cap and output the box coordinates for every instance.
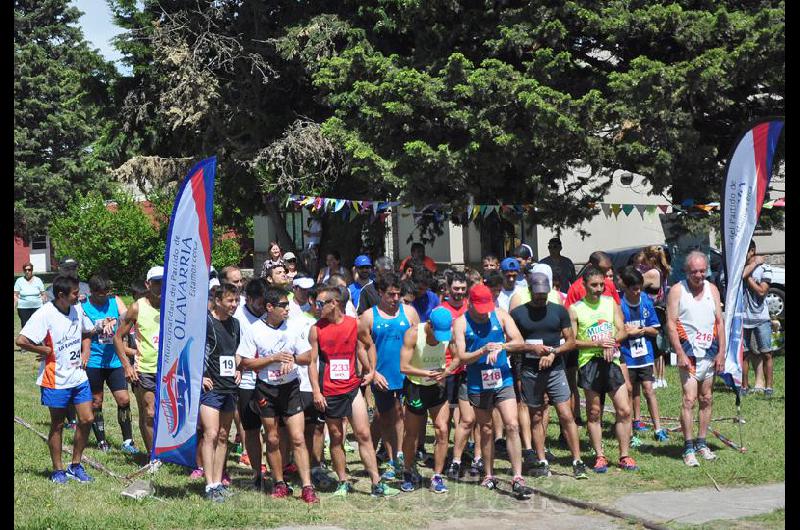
[354,255,372,267]
[428,307,453,342]
[500,257,520,272]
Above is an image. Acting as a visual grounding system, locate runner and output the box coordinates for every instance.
[308,286,400,497]
[410,266,440,323]
[399,307,456,493]
[617,266,668,443]
[288,276,315,320]
[741,240,774,396]
[511,244,535,291]
[199,283,245,502]
[113,266,164,455]
[239,285,319,503]
[452,284,533,498]
[356,256,394,315]
[496,258,522,312]
[16,274,106,483]
[348,255,373,310]
[665,251,726,467]
[570,266,637,473]
[507,272,587,479]
[358,272,420,480]
[81,275,139,454]
[441,272,483,481]
[218,265,246,459]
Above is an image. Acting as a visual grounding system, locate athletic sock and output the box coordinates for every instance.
[452,459,461,466]
[684,439,695,453]
[118,405,133,441]
[91,407,106,443]
[573,459,581,465]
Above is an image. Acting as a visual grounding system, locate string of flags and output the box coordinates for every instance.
[285,194,785,222]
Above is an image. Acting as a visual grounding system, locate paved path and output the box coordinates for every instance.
[613,482,785,524]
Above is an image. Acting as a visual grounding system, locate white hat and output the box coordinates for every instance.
[283,252,297,261]
[530,263,553,288]
[146,266,164,281]
[292,276,314,290]
[209,278,220,289]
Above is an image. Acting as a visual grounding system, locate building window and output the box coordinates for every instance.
[31,235,48,250]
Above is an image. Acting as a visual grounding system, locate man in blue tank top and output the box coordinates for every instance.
[452,284,532,498]
[358,271,420,480]
[81,275,140,455]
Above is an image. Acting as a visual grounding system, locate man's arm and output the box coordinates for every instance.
[358,309,384,389]
[453,315,494,365]
[665,284,690,369]
[710,284,726,371]
[613,303,628,343]
[16,334,50,360]
[114,301,139,382]
[400,325,431,379]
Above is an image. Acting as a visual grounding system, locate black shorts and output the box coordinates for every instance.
[86,366,128,394]
[445,372,464,406]
[371,386,404,414]
[403,378,447,415]
[578,358,626,395]
[565,350,579,369]
[628,365,655,385]
[325,387,360,419]
[200,390,238,412]
[132,372,156,393]
[255,379,304,419]
[238,388,262,430]
[300,391,325,425]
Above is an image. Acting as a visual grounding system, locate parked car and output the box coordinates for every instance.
[576,244,785,319]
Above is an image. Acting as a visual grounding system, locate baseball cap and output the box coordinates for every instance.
[513,244,533,259]
[146,266,164,281]
[500,257,520,272]
[528,272,550,294]
[354,255,373,267]
[530,263,553,288]
[428,307,453,342]
[59,257,79,268]
[469,284,495,313]
[283,252,296,261]
[292,276,314,290]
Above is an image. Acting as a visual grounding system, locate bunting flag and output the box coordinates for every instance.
[621,204,635,216]
[611,204,622,218]
[152,156,216,467]
[635,204,647,219]
[720,118,784,392]
[601,203,612,217]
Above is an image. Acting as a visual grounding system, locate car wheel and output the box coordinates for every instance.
[766,286,785,320]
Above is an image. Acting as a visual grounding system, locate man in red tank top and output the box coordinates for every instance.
[308,286,399,497]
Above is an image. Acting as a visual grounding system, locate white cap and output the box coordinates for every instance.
[292,276,314,290]
[209,278,220,289]
[283,252,296,261]
[530,263,553,288]
[146,266,164,281]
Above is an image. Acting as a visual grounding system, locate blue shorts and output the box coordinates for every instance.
[200,390,238,413]
[371,386,405,414]
[744,322,773,353]
[41,380,92,409]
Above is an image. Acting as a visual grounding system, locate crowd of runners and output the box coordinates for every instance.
[16,237,778,503]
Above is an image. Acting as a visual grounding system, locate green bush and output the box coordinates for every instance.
[49,190,162,291]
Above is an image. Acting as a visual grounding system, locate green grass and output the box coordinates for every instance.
[670,509,785,530]
[14,311,785,529]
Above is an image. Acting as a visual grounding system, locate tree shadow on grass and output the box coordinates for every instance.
[154,481,204,500]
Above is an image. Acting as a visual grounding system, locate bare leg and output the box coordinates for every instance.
[349,392,383,485]
[401,407,425,471]
[583,390,604,457]
[452,398,475,463]
[262,417,284,483]
[326,418,347,481]
[554,400,582,462]
[429,402,451,474]
[753,355,765,389]
[133,386,155,454]
[72,401,94,463]
[741,352,750,389]
[641,380,661,431]
[680,373,698,442]
[474,407,495,476]
[244,428,262,474]
[529,406,547,461]
[517,401,532,451]
[567,365,582,423]
[697,377,714,439]
[48,408,67,470]
[764,353,774,389]
[283,412,312,487]
[496,398,523,477]
[609,383,632,458]
[199,405,220,486]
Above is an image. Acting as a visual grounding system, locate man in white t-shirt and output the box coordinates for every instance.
[17,275,112,484]
[497,258,522,311]
[239,286,319,503]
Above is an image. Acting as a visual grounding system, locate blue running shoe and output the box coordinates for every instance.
[400,472,416,492]
[430,474,448,494]
[381,460,397,481]
[66,463,93,483]
[632,420,650,432]
[51,470,68,484]
[654,428,668,442]
[121,440,140,455]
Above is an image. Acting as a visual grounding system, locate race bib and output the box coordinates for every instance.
[525,339,543,359]
[630,338,648,358]
[694,330,714,350]
[219,356,236,377]
[481,368,503,390]
[266,369,284,383]
[68,350,81,368]
[330,359,350,380]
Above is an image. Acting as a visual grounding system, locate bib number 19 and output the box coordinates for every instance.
[220,356,235,377]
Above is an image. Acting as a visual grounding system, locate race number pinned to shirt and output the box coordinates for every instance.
[219,356,236,377]
[694,330,714,350]
[630,338,648,358]
[330,359,350,380]
[266,369,284,383]
[481,368,502,390]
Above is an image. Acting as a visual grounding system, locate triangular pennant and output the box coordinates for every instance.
[762,201,774,210]
[774,197,785,207]
[611,204,622,218]
[471,206,481,220]
[334,199,346,212]
[601,203,611,218]
[479,205,488,217]
[646,205,657,215]
[621,204,635,216]
[635,204,647,218]
[658,204,669,214]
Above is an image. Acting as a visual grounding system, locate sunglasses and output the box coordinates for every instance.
[315,299,335,309]
[271,301,290,308]
[24,268,33,272]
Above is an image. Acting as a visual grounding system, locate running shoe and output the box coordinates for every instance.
[765,388,774,398]
[512,476,533,497]
[66,463,93,483]
[311,467,334,489]
[371,482,401,497]
[121,440,140,455]
[216,484,235,498]
[430,474,448,494]
[572,460,588,480]
[683,449,700,467]
[283,462,298,475]
[261,464,268,475]
[619,456,639,471]
[396,453,405,470]
[529,460,551,478]
[696,446,717,461]
[189,467,205,480]
[630,435,642,448]
[65,420,77,431]
[271,480,291,498]
[301,485,320,504]
[97,440,110,452]
[752,387,765,395]
[544,448,556,463]
[333,481,353,497]
[468,458,483,480]
[376,445,387,462]
[593,455,608,473]
[51,470,68,484]
[400,469,422,492]
[445,461,461,480]
[221,471,231,487]
[480,475,497,490]
[661,379,668,389]
[632,420,650,431]
[522,449,538,467]
[654,429,668,442]
[239,452,251,467]
[381,460,397,480]
[205,486,225,503]
[231,443,243,456]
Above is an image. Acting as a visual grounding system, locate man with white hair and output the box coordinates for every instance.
[666,251,726,467]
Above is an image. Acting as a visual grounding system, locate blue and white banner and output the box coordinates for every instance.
[720,120,783,390]
[152,156,216,466]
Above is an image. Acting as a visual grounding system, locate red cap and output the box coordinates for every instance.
[469,284,495,313]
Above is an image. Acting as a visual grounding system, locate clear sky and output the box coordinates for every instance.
[72,0,131,75]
